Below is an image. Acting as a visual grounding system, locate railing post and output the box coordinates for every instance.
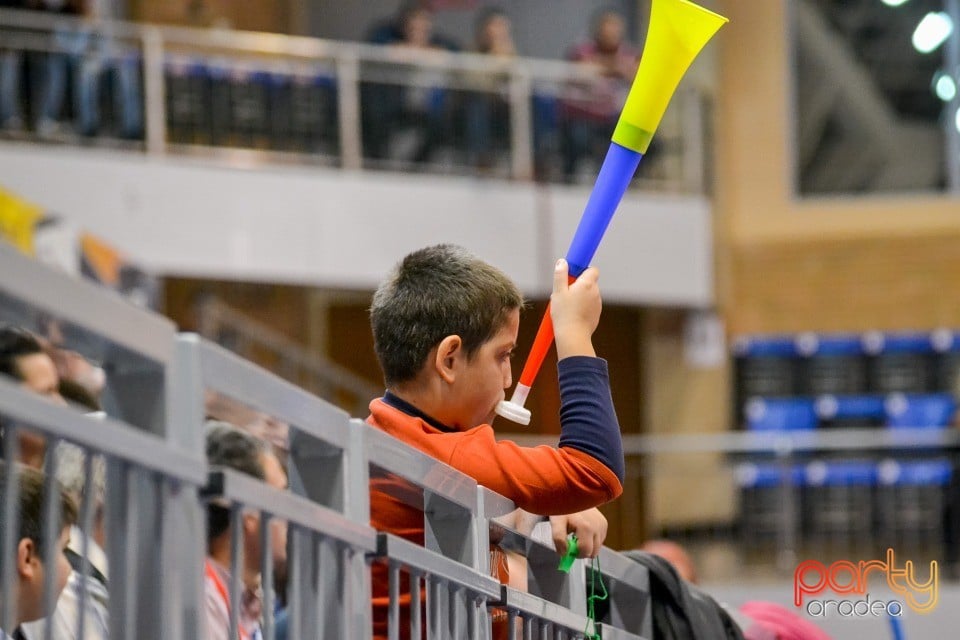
[509,66,534,181]
[337,50,363,171]
[141,26,167,155]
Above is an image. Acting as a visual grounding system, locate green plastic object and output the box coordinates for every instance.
[558,535,579,573]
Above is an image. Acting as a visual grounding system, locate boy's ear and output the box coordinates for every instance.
[434,335,463,384]
[17,538,37,579]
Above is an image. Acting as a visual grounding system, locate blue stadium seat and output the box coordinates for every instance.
[799,333,867,396]
[865,331,936,394]
[884,393,957,428]
[733,335,799,358]
[814,394,885,427]
[745,397,817,431]
[804,460,877,487]
[876,459,952,554]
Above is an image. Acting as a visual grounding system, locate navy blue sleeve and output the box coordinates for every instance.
[556,356,625,484]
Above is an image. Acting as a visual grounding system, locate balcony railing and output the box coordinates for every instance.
[0,8,711,193]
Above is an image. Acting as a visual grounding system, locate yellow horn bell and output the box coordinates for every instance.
[612,0,728,154]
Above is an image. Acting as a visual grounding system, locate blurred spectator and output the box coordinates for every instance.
[204,421,288,640]
[0,462,76,638]
[48,349,105,408]
[639,538,698,584]
[28,0,142,140]
[560,10,638,182]
[366,0,459,51]
[27,0,93,138]
[362,2,457,165]
[463,7,515,171]
[204,392,289,459]
[21,438,109,640]
[0,325,65,469]
[0,0,27,131]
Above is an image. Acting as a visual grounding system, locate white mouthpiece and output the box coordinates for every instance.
[495,384,532,425]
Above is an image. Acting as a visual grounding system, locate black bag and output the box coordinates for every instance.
[621,550,745,640]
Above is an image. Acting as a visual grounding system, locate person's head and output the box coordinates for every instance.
[639,539,698,584]
[54,441,107,549]
[205,422,288,583]
[592,10,625,52]
[0,326,64,468]
[0,462,76,627]
[52,349,106,402]
[370,244,524,429]
[475,7,513,54]
[0,326,62,404]
[400,2,434,48]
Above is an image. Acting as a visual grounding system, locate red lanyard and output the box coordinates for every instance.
[205,560,254,640]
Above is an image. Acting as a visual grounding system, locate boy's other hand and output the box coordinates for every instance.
[550,507,608,559]
[551,259,600,360]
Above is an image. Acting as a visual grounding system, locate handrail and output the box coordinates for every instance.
[0,249,662,638]
[0,7,635,82]
[0,6,708,191]
[500,427,960,456]
[198,298,381,414]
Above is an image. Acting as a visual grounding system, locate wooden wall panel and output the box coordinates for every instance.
[129,0,293,33]
[715,0,960,336]
[729,234,960,335]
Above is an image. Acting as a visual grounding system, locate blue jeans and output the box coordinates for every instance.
[33,28,99,135]
[0,49,23,127]
[110,53,143,138]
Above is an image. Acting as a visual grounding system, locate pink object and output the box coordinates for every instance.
[740,601,833,640]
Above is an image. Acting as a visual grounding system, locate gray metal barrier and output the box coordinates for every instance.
[0,377,207,640]
[0,242,195,640]
[175,334,372,639]
[0,243,176,440]
[202,466,377,640]
[483,488,651,640]
[1,247,654,639]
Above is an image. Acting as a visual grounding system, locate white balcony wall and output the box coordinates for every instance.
[0,143,713,306]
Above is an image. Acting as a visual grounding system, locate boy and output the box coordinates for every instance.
[367,244,624,635]
[0,463,76,639]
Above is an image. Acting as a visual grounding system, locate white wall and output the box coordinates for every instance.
[0,143,713,306]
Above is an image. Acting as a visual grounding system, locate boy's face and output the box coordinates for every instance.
[19,526,72,624]
[447,308,519,429]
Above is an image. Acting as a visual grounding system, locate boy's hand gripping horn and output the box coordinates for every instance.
[495,0,728,425]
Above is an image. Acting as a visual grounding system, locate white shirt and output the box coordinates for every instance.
[20,528,110,640]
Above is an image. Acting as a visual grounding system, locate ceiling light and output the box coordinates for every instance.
[934,72,957,102]
[880,0,910,6]
[956,106,960,132]
[913,12,953,54]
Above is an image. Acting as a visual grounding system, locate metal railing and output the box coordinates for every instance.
[0,241,655,639]
[0,7,710,192]
[197,298,380,418]
[506,427,960,582]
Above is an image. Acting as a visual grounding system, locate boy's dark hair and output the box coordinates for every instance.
[370,244,523,386]
[0,326,44,381]
[205,421,266,542]
[0,462,78,557]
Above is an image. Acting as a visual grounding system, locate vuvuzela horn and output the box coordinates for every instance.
[496,0,728,425]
